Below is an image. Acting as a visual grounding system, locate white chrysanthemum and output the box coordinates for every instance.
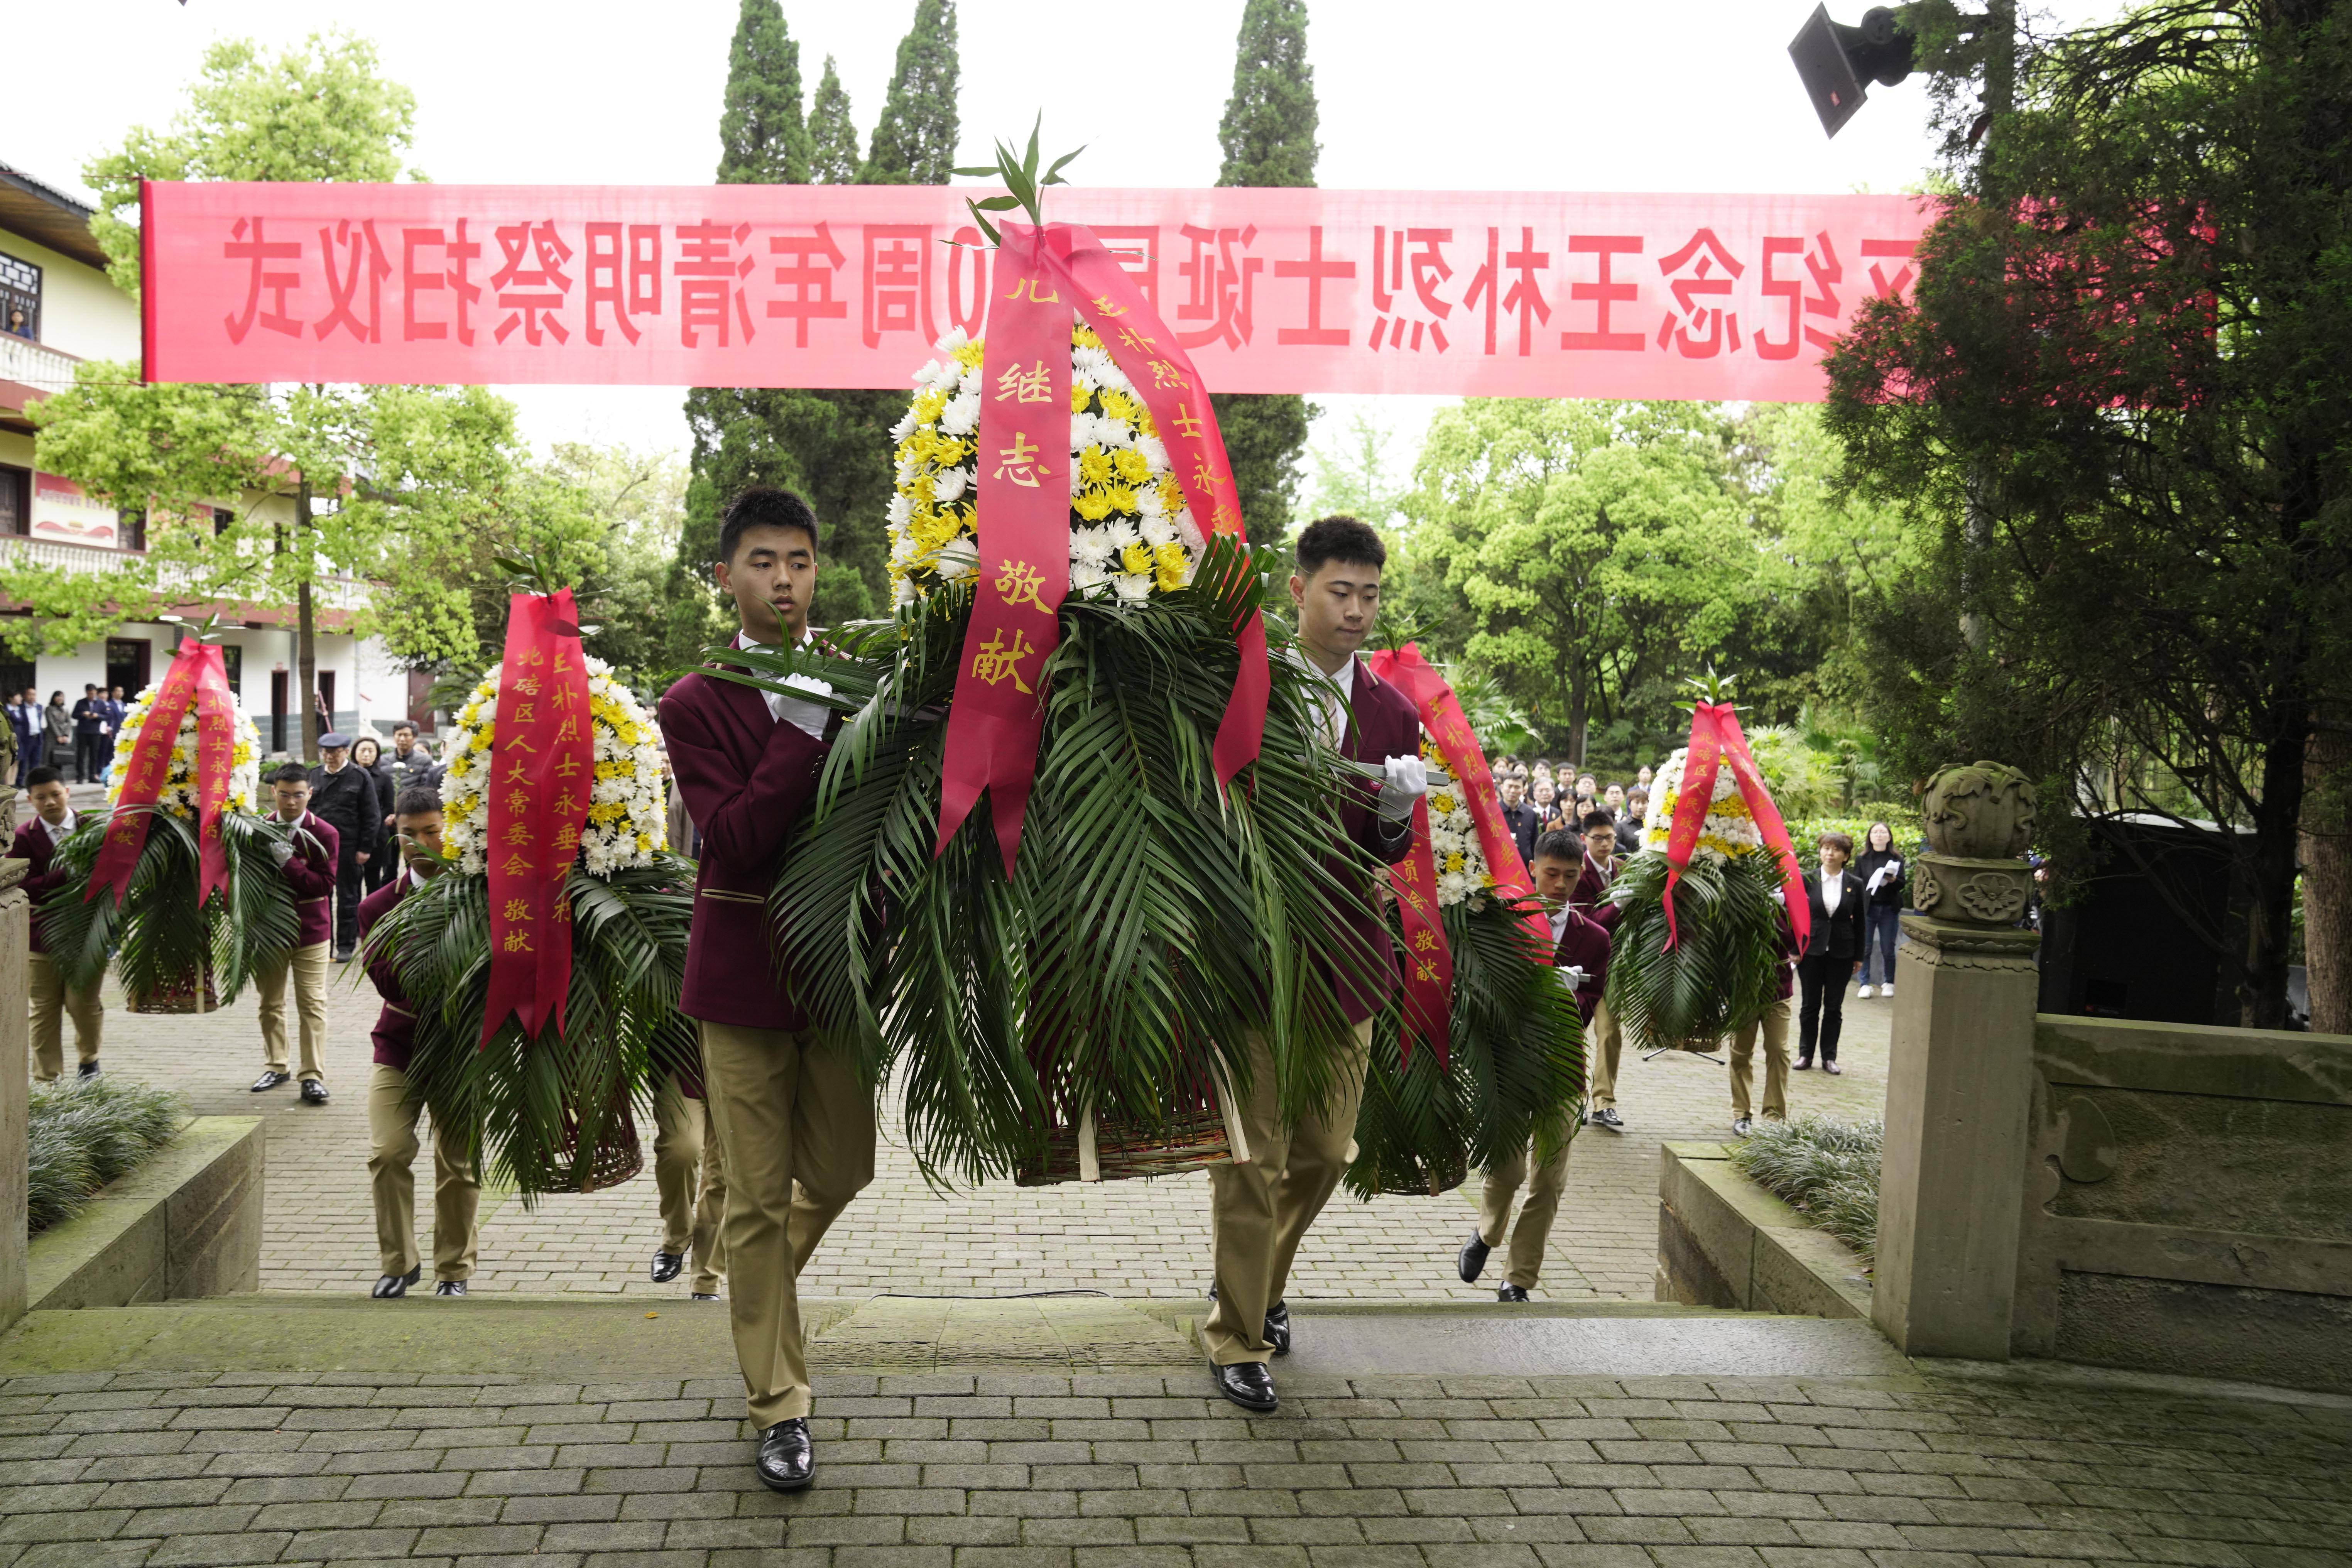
[104,684,264,818]
[886,321,1204,607]
[1421,739,1494,911]
[438,654,667,879]
[1640,746,1764,864]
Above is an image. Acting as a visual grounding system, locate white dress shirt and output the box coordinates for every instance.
[1284,647,1355,747]
[39,809,77,847]
[1820,868,1845,916]
[737,630,833,740]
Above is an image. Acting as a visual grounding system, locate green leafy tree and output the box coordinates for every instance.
[1407,400,1761,770]
[715,0,809,184]
[1821,0,2352,1027]
[1211,0,1319,546]
[807,57,861,185]
[17,31,424,759]
[860,0,960,186]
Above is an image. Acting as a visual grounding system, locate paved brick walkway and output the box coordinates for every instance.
[0,1362,2344,1568]
[71,967,1896,1303]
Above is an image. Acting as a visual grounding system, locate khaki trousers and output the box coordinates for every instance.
[1477,1118,1576,1291]
[255,941,331,1083]
[29,953,103,1081]
[1730,995,1793,1121]
[652,1074,729,1294]
[1203,1017,1376,1367]
[1585,998,1625,1109]
[698,1020,875,1426]
[366,1063,480,1281]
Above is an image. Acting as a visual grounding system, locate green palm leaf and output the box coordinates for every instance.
[1603,852,1784,1054]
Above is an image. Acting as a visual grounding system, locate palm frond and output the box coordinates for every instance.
[1603,852,1784,1053]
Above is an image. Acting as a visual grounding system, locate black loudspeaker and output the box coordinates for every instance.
[2036,813,2245,1026]
[1788,4,1916,138]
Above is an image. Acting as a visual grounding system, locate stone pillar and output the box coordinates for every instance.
[0,882,27,1335]
[1870,763,2041,1361]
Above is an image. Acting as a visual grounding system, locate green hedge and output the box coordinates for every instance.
[1785,804,1922,859]
[27,1078,184,1236]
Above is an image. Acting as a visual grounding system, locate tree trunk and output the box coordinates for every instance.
[296,477,318,763]
[2241,696,2308,1030]
[1566,677,1589,772]
[2301,715,2352,1033]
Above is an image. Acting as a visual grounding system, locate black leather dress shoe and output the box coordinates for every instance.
[1264,1301,1291,1358]
[755,1418,814,1492]
[690,1293,720,1302]
[251,1070,291,1092]
[651,1250,684,1284]
[300,1079,329,1105]
[1458,1232,1492,1284]
[1211,1360,1278,1412]
[1793,1056,1814,1071]
[77,1061,101,1080]
[371,1266,421,1299]
[1498,1284,1531,1303]
[433,1280,466,1296]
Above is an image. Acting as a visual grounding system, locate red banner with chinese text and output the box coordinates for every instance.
[482,591,595,1046]
[934,225,1071,874]
[141,182,1929,402]
[85,646,201,907]
[1367,644,1551,953]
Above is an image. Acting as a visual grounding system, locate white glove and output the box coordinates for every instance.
[268,840,295,868]
[1377,754,1429,819]
[1771,887,1786,906]
[1558,965,1590,990]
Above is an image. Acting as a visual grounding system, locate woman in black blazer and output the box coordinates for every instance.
[1795,830,1867,1073]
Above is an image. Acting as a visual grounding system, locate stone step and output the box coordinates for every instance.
[0,1293,1905,1379]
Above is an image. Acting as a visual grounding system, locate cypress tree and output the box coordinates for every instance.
[1210,0,1320,547]
[714,0,810,185]
[807,57,861,186]
[860,0,961,185]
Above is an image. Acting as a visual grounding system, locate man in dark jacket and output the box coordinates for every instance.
[358,785,478,1298]
[17,766,102,1079]
[308,732,380,960]
[1796,831,1867,1072]
[1204,516,1425,1415]
[1458,828,1604,1302]
[70,685,108,784]
[657,486,872,1495]
[1571,810,1631,1129]
[254,764,340,1102]
[1498,775,1538,868]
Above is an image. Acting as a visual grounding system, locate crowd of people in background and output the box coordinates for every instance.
[7,685,129,789]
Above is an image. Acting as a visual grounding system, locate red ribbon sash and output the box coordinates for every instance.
[1389,798,1452,1068]
[481,591,595,1046]
[1367,644,1552,953]
[1660,702,1808,953]
[934,225,1073,875]
[933,221,1271,877]
[86,645,203,907]
[189,645,235,907]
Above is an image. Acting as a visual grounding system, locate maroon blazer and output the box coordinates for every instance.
[271,811,339,948]
[1552,905,1612,1024]
[657,667,830,1030]
[1323,657,1423,1025]
[12,817,74,956]
[1570,851,1626,936]
[356,874,416,1069]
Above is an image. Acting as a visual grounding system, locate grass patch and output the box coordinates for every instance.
[1729,1114,1882,1263]
[27,1077,185,1236]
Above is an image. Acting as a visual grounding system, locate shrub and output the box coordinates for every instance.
[26,1078,184,1236]
[1729,1114,1882,1262]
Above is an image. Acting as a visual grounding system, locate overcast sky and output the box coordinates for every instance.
[7,0,2114,477]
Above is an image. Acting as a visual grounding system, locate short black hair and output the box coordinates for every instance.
[25,765,63,789]
[1532,828,1582,863]
[84,684,97,693]
[1818,830,1855,855]
[393,785,442,817]
[392,720,417,736]
[716,486,819,566]
[1294,515,1387,578]
[268,763,309,786]
[1581,809,1618,835]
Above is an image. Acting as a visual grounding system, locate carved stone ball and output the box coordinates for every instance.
[1920,761,2037,858]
